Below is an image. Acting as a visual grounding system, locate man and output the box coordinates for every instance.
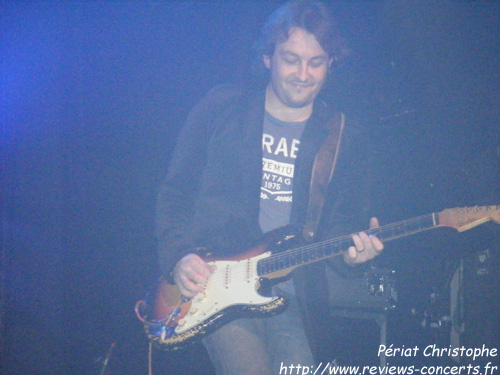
[155,1,383,374]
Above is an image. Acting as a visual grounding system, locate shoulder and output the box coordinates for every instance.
[183,84,245,130]
[313,100,372,164]
[197,84,246,109]
[187,83,263,123]
[312,99,367,140]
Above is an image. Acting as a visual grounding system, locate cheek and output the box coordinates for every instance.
[275,65,297,80]
[313,67,329,81]
[271,60,294,76]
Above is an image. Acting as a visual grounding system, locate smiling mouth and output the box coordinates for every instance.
[290,82,313,90]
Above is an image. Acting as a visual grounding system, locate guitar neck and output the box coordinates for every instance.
[257,213,437,277]
[366,213,437,242]
[257,205,500,277]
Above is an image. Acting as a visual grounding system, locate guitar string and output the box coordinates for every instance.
[259,213,436,271]
[205,207,497,280]
[207,214,435,283]
[206,262,256,284]
[206,213,436,282]
[231,206,495,272]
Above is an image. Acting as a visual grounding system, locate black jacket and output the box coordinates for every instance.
[155,84,373,358]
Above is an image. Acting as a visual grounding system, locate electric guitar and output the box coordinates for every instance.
[135,205,500,351]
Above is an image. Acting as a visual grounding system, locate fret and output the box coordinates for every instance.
[257,214,438,276]
[256,206,500,277]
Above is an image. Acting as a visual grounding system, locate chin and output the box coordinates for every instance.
[286,95,316,108]
[287,100,313,109]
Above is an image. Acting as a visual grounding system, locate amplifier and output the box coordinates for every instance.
[327,267,397,312]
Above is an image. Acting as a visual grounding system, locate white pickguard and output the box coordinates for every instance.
[174,251,277,334]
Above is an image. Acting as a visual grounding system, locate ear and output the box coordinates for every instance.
[263,55,271,69]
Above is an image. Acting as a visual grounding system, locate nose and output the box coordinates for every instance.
[297,62,310,82]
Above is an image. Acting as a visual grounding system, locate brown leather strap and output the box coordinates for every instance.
[303,112,345,241]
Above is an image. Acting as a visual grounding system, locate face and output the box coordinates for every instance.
[263,27,332,110]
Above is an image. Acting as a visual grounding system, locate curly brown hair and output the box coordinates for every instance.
[255,0,348,63]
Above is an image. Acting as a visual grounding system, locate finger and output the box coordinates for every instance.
[174,254,213,297]
[351,233,365,252]
[176,273,205,297]
[369,217,380,229]
[208,263,217,273]
[186,269,211,285]
[349,245,359,258]
[178,286,198,298]
[343,245,358,265]
[358,231,383,256]
[368,217,384,252]
[191,260,215,279]
[370,235,384,252]
[176,282,199,298]
[178,254,212,280]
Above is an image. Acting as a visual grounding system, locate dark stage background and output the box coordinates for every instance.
[1,1,499,374]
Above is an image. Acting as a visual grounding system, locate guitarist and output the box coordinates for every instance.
[155,1,384,374]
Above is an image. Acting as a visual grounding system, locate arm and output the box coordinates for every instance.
[155,85,240,286]
[319,118,383,271]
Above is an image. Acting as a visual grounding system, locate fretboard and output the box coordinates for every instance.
[256,213,437,277]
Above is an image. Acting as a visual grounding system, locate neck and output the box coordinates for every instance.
[264,84,313,123]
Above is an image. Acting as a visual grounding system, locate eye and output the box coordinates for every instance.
[281,52,300,66]
[309,58,327,69]
[283,57,299,65]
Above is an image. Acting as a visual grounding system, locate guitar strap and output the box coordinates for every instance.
[302,112,345,241]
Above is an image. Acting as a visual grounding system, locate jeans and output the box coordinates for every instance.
[202,292,315,375]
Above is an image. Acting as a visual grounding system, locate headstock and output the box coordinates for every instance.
[438,205,500,232]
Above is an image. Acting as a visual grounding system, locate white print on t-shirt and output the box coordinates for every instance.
[262,134,300,159]
[261,158,293,196]
[261,132,300,199]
